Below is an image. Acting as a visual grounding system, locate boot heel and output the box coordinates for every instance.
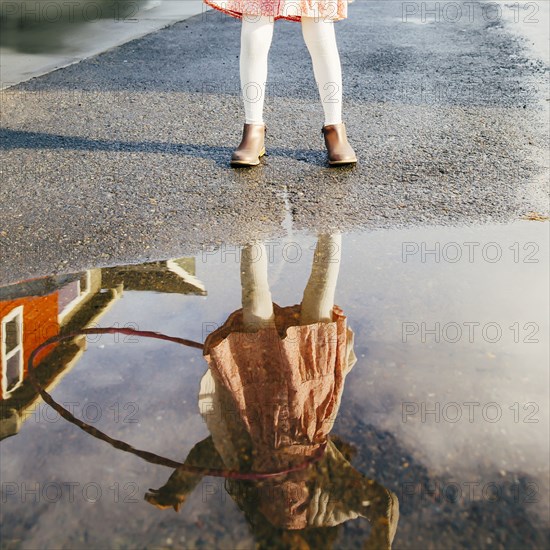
[230,123,266,167]
[321,122,357,166]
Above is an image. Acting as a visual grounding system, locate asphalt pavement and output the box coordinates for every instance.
[1,0,548,285]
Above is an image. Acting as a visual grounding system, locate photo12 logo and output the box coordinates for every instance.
[402,401,540,424]
[401,241,540,264]
[401,2,540,24]
[16,401,140,424]
[401,480,539,504]
[0,1,141,23]
[401,321,540,344]
[1,481,140,504]
[200,241,340,265]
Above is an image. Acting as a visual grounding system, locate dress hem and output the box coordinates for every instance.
[203,0,347,22]
[203,302,346,356]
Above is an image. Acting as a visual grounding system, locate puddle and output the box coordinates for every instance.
[0,222,548,549]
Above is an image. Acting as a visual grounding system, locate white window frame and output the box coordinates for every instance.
[58,271,92,324]
[1,306,24,399]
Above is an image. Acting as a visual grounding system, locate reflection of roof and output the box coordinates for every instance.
[101,259,206,295]
[0,274,80,301]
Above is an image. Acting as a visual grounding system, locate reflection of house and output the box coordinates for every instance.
[0,259,206,439]
[101,258,206,295]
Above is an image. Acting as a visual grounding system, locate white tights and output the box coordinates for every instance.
[241,234,342,331]
[239,14,343,126]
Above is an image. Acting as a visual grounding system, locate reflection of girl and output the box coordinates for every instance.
[145,235,398,547]
[201,0,357,166]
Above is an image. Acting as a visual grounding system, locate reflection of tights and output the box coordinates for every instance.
[241,234,342,331]
[240,15,343,126]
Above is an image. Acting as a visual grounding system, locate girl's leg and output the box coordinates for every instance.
[300,234,342,324]
[300,16,343,126]
[240,14,275,125]
[241,242,276,331]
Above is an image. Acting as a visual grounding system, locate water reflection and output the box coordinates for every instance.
[0,257,205,438]
[145,234,399,547]
[0,236,399,547]
[0,225,548,549]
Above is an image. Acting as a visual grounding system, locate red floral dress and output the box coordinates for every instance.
[203,0,354,22]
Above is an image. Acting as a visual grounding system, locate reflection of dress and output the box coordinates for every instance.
[147,302,398,546]
[202,302,356,472]
[199,304,399,548]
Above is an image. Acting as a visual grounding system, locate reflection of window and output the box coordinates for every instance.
[58,272,92,322]
[1,306,24,398]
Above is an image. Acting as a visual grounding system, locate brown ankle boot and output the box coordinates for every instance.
[230,123,267,167]
[321,122,357,166]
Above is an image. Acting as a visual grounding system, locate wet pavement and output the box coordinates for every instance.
[1,1,549,285]
[1,1,550,549]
